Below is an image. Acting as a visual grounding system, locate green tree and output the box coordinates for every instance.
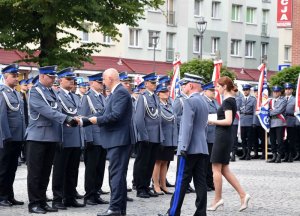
[179,58,236,83]
[269,66,300,87]
[0,0,163,68]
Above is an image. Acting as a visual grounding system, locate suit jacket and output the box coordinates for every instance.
[160,101,177,147]
[173,94,188,132]
[270,96,287,128]
[79,89,106,145]
[0,85,26,143]
[96,84,133,149]
[177,93,209,155]
[203,95,219,143]
[284,95,296,127]
[240,95,256,127]
[25,82,67,142]
[57,89,83,148]
[135,89,164,143]
[233,95,242,125]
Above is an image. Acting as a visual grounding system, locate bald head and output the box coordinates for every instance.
[103,68,120,90]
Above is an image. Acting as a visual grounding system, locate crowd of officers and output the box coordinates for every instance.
[0,63,299,215]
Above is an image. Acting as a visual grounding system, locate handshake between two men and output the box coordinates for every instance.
[64,116,98,127]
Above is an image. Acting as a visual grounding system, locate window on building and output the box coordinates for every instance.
[246,7,256,24]
[284,46,292,62]
[245,41,255,58]
[261,43,268,58]
[193,35,200,53]
[231,39,241,56]
[81,23,90,42]
[231,4,242,22]
[194,0,203,16]
[211,37,219,54]
[148,31,160,48]
[129,29,141,47]
[211,1,221,18]
[166,33,176,62]
[103,35,112,45]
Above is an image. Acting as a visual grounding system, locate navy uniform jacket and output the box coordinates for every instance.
[96,84,133,149]
[26,82,67,142]
[57,88,83,148]
[233,95,242,126]
[160,101,177,147]
[284,95,296,127]
[135,90,164,143]
[177,93,209,155]
[0,85,26,144]
[240,95,256,127]
[80,89,106,145]
[203,95,219,144]
[173,94,188,131]
[270,96,287,128]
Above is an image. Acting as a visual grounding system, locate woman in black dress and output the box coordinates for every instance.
[208,76,251,212]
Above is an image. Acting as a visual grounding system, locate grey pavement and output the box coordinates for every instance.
[1,157,300,216]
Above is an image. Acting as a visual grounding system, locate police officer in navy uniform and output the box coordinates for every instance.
[252,86,267,159]
[158,73,209,216]
[80,72,109,205]
[239,84,256,160]
[0,64,25,207]
[203,81,219,191]
[282,83,296,162]
[26,65,78,214]
[268,86,287,163]
[76,82,89,98]
[133,72,164,198]
[51,68,85,209]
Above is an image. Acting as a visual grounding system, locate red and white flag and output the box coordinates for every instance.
[294,73,300,122]
[212,60,222,105]
[170,59,181,99]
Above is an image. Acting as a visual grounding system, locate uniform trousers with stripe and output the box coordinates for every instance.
[0,141,22,201]
[167,154,208,216]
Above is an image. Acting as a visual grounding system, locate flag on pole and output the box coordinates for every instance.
[212,60,222,105]
[170,59,181,99]
[256,63,270,132]
[294,73,300,122]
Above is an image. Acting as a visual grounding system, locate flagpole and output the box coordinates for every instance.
[265,131,268,161]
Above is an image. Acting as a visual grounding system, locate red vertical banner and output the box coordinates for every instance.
[277,0,292,28]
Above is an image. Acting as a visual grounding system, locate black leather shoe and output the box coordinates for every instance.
[64,199,85,207]
[52,202,67,210]
[161,188,173,195]
[97,209,121,216]
[98,189,110,195]
[294,152,300,161]
[8,198,24,205]
[95,197,109,204]
[41,203,58,212]
[29,205,47,214]
[166,179,175,187]
[288,153,294,163]
[147,189,159,197]
[136,191,150,198]
[76,191,84,199]
[0,200,12,207]
[84,197,98,205]
[126,196,133,202]
[275,154,282,163]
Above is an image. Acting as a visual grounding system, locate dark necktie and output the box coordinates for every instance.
[69,92,75,104]
[286,96,289,101]
[49,88,56,99]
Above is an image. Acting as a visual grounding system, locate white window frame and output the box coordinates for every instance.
[246,7,256,24]
[103,35,113,45]
[148,31,161,49]
[261,43,268,58]
[231,4,242,22]
[284,45,292,62]
[81,23,90,43]
[211,37,219,54]
[245,41,255,58]
[194,0,203,17]
[129,28,141,48]
[231,39,241,56]
[193,35,200,53]
[211,1,221,19]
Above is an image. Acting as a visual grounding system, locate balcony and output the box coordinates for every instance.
[261,23,268,37]
[167,11,176,26]
[166,48,175,62]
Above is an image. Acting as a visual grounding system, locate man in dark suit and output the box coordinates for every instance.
[82,68,133,216]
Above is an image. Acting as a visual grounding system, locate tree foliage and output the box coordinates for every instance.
[0,0,163,68]
[179,59,236,83]
[269,66,300,87]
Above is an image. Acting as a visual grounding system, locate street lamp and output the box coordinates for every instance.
[151,32,160,72]
[196,16,207,60]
